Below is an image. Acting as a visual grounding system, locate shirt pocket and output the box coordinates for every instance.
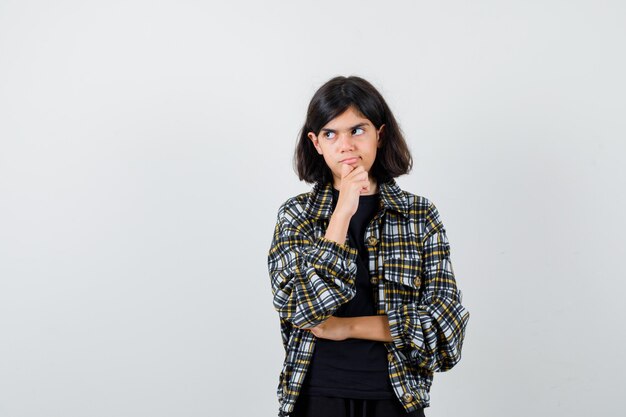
[382,256,423,307]
[383,256,423,289]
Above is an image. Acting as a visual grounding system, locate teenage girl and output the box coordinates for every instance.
[268,76,470,417]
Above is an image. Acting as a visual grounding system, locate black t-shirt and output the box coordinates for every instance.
[300,188,395,399]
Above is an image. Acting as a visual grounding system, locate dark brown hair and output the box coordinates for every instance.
[294,76,412,184]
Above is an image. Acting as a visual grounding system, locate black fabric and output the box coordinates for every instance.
[291,395,426,417]
[300,188,395,399]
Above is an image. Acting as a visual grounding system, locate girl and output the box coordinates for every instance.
[268,76,469,417]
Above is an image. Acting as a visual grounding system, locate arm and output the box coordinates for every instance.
[308,315,392,342]
[386,201,470,372]
[268,203,359,329]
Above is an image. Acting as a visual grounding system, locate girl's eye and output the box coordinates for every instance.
[324,131,336,139]
[352,127,364,135]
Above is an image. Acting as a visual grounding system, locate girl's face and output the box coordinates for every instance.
[308,106,384,189]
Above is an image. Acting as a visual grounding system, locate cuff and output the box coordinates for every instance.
[316,236,358,258]
[303,236,358,284]
[306,236,358,263]
[387,306,409,350]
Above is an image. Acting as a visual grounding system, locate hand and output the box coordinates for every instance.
[308,316,351,341]
[334,163,370,217]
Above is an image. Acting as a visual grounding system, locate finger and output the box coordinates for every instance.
[344,167,366,181]
[341,162,354,179]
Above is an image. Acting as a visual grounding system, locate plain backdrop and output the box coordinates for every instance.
[1,1,625,416]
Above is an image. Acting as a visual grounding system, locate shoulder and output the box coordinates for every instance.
[402,190,434,211]
[275,191,313,225]
[393,186,440,216]
[397,188,446,230]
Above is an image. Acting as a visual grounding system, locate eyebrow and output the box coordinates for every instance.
[320,123,369,133]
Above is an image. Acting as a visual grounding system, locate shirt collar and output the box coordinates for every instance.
[304,178,409,220]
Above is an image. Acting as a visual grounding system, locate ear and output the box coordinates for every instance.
[377,124,385,148]
[308,132,323,155]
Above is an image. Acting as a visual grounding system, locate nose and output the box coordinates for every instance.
[337,132,356,151]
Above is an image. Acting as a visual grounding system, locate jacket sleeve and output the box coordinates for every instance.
[268,202,359,329]
[386,201,470,372]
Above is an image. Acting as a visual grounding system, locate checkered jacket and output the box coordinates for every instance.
[267,179,470,416]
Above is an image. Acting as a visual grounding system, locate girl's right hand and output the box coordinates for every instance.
[334,163,370,218]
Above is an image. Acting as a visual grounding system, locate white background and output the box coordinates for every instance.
[1,1,625,416]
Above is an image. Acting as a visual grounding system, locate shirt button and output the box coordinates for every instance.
[402,392,413,403]
[387,353,394,362]
[370,277,378,285]
[367,236,378,246]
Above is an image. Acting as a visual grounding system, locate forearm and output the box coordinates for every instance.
[324,211,351,245]
[346,315,393,342]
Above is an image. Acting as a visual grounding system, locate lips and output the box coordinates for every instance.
[340,157,359,164]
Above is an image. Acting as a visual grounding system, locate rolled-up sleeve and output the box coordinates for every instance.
[386,201,470,372]
[268,203,358,329]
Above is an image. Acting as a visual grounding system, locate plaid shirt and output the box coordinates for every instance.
[267,179,470,416]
